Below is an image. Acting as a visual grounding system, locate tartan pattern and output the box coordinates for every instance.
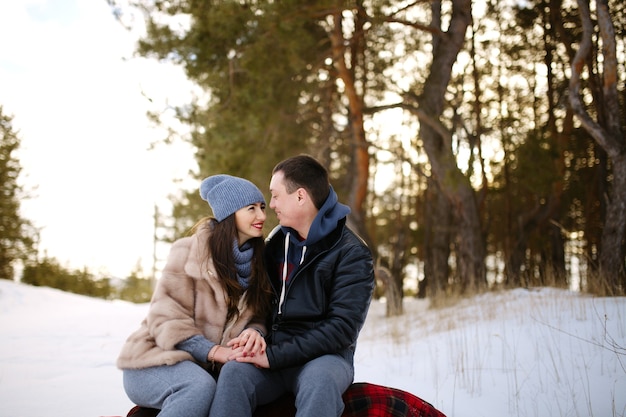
[126,382,446,417]
[126,406,159,417]
[342,383,446,417]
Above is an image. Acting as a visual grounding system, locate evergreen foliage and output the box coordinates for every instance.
[21,256,114,299]
[0,106,36,280]
[118,265,153,303]
[136,2,332,237]
[20,256,154,302]
[106,0,625,299]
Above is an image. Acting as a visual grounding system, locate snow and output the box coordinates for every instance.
[0,279,624,417]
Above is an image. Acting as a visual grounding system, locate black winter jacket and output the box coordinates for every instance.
[264,217,375,370]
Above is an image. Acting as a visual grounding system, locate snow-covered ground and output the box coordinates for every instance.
[1,279,624,417]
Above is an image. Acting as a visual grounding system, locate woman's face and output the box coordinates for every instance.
[235,202,266,245]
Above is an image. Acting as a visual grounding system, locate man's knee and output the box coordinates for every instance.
[301,355,353,387]
[217,361,262,393]
[219,360,255,380]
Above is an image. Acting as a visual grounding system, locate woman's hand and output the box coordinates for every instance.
[207,344,230,370]
[228,346,270,369]
[227,328,266,358]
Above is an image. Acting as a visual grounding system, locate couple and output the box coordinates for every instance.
[117,154,376,417]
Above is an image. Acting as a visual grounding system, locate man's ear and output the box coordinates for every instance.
[296,188,307,202]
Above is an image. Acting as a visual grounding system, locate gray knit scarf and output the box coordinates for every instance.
[233,240,253,289]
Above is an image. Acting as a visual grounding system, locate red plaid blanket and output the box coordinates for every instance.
[127,382,446,417]
[343,382,446,417]
[254,382,446,417]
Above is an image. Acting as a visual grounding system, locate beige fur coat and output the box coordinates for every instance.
[116,226,266,370]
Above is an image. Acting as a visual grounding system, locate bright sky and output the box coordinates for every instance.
[0,0,196,278]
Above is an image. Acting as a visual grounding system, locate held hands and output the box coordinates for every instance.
[228,346,270,368]
[228,328,266,356]
[208,329,270,368]
[226,328,270,368]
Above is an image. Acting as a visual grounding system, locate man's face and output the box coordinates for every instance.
[269,171,299,228]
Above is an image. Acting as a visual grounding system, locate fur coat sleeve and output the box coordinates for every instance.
[116,226,266,370]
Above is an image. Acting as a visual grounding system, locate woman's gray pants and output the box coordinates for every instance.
[123,360,216,417]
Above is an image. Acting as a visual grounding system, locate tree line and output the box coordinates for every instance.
[3,1,624,312]
[105,0,624,312]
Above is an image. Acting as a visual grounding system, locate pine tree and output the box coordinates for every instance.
[0,106,35,280]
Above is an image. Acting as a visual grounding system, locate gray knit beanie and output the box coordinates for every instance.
[199,174,266,222]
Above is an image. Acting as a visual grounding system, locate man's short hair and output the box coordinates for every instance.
[273,154,330,209]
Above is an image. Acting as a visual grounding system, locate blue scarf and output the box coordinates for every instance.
[232,240,253,289]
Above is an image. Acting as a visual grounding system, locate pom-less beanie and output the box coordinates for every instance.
[199,174,266,222]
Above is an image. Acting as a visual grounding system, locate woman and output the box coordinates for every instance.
[117,174,272,417]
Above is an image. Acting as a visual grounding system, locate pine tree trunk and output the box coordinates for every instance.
[422,177,452,298]
[416,0,486,293]
[600,154,626,292]
[570,0,625,294]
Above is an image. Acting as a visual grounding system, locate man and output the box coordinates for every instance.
[210,154,375,417]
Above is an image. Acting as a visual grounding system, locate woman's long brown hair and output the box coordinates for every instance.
[192,216,272,323]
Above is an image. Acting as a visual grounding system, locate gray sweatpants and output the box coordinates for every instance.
[210,354,354,417]
[123,360,216,417]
